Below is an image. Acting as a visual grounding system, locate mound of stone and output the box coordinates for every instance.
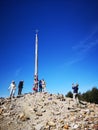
[0,92,98,130]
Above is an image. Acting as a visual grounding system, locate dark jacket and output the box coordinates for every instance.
[39,80,42,88]
[72,86,78,93]
[18,81,23,89]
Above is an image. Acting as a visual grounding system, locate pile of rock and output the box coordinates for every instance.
[0,92,98,130]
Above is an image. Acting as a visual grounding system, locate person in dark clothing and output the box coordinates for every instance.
[18,80,24,95]
[39,80,42,92]
[72,83,79,105]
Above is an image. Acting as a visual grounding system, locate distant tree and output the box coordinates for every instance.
[66,91,73,98]
[81,90,91,102]
[90,87,98,104]
[80,87,98,104]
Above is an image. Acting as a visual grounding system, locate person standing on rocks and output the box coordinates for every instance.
[42,79,46,92]
[39,80,42,92]
[18,80,24,95]
[72,83,79,105]
[8,80,16,98]
[33,78,38,92]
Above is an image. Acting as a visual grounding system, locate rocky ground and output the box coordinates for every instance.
[0,92,98,130]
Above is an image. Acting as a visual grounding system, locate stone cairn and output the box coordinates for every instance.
[0,92,98,130]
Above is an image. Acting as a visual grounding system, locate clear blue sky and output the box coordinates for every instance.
[0,0,98,97]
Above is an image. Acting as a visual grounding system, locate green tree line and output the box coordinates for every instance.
[66,87,98,104]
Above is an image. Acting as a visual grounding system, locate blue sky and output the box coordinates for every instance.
[0,0,98,97]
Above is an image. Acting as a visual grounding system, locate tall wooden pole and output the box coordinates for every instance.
[34,31,38,89]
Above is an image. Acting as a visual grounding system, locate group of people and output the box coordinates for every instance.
[8,79,46,98]
[33,79,46,92]
[8,79,78,106]
[8,80,24,98]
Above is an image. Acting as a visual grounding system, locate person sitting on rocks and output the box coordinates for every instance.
[72,83,79,105]
[18,80,24,95]
[8,80,16,98]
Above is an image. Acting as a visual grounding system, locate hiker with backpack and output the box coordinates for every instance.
[33,77,38,92]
